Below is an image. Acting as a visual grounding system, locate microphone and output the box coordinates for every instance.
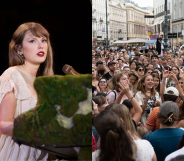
[62,64,79,75]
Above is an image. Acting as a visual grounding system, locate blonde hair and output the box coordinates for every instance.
[9,22,54,76]
[137,126,148,138]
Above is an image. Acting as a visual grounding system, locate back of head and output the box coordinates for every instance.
[163,87,179,102]
[92,95,106,107]
[94,110,135,161]
[109,104,139,138]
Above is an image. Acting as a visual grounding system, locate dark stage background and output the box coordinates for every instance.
[0,0,91,75]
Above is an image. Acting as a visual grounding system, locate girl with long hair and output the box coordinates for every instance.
[92,110,156,161]
[128,70,139,96]
[166,65,180,88]
[143,57,150,68]
[145,67,154,75]
[95,78,109,95]
[107,72,129,104]
[135,75,161,125]
[0,22,54,160]
[151,73,160,96]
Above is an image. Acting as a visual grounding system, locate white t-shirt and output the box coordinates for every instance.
[134,91,161,125]
[165,146,184,161]
[92,139,155,161]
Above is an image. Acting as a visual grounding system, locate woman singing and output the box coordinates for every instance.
[0,22,54,160]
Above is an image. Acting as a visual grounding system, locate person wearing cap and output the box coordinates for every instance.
[143,101,184,161]
[102,61,116,81]
[144,87,179,132]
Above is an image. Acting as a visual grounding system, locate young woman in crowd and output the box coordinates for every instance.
[129,61,137,70]
[95,78,109,95]
[92,66,99,95]
[135,65,144,80]
[107,72,129,104]
[128,70,139,96]
[145,67,154,75]
[152,73,160,97]
[92,110,157,161]
[166,65,180,88]
[143,57,150,68]
[154,67,162,80]
[135,75,161,125]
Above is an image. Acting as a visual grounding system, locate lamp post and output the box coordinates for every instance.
[106,0,109,50]
[164,0,169,51]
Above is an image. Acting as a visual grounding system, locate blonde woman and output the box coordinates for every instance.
[128,70,139,96]
[0,22,54,160]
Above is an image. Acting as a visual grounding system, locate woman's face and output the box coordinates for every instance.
[143,59,148,66]
[99,79,107,89]
[171,67,179,76]
[179,79,184,89]
[119,74,129,84]
[143,75,154,90]
[19,31,48,65]
[137,67,144,76]
[145,69,153,75]
[129,75,137,85]
[103,61,106,66]
[153,77,159,89]
[130,62,136,70]
[92,68,97,78]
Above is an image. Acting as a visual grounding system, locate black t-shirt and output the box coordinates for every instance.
[156,37,162,48]
[102,72,112,80]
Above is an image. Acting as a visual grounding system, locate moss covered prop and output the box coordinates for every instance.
[12,74,92,160]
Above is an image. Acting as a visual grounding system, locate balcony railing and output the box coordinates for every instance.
[155,10,170,18]
[92,18,96,21]
[100,20,103,23]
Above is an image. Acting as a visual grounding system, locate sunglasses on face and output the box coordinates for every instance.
[100,81,107,84]
[138,69,144,72]
[179,82,183,84]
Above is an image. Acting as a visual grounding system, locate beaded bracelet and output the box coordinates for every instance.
[119,92,124,96]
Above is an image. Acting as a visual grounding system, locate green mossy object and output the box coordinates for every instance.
[78,147,92,161]
[13,74,92,160]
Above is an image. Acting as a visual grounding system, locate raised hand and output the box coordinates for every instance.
[154,100,160,107]
[170,72,178,82]
[118,81,129,95]
[162,70,169,79]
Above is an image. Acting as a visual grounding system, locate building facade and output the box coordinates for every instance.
[153,0,172,45]
[92,0,109,46]
[125,3,150,40]
[172,0,184,47]
[108,0,127,46]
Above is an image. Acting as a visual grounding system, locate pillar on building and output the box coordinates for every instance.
[160,23,162,32]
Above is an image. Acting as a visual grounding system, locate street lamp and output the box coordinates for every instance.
[164,0,169,51]
[106,0,109,50]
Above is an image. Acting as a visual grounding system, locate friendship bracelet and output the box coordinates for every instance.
[119,92,124,96]
[129,96,134,101]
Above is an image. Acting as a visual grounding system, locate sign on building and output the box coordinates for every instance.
[102,27,105,32]
[145,26,154,31]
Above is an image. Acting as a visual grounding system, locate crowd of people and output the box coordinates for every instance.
[92,43,184,161]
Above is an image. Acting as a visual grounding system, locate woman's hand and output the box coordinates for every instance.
[170,72,178,82]
[162,70,169,79]
[118,81,129,95]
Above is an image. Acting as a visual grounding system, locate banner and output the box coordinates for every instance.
[150,35,159,40]
[102,27,105,32]
[145,26,154,31]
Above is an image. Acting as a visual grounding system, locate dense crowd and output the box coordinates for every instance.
[92,43,184,161]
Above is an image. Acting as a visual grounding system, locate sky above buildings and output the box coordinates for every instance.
[131,0,153,7]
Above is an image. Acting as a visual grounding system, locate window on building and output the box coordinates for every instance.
[169,2,170,10]
[174,9,176,19]
[162,5,163,12]
[180,6,182,17]
[158,7,159,13]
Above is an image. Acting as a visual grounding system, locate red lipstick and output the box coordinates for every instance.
[37,51,45,57]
